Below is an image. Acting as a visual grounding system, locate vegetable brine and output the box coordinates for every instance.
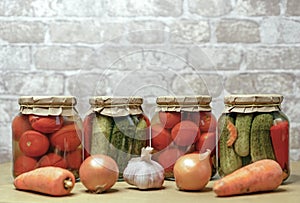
[12,96,83,179]
[83,96,150,179]
[218,94,290,181]
[150,96,217,179]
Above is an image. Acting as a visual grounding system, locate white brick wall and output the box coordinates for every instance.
[1,0,300,162]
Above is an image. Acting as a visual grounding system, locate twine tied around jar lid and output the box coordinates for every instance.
[224,94,283,113]
[88,96,144,117]
[156,95,212,112]
[18,96,77,116]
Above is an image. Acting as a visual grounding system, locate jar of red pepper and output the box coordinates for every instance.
[151,95,217,179]
[218,94,290,181]
[12,96,83,179]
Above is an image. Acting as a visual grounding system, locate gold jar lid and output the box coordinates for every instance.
[224,94,283,113]
[18,96,77,116]
[156,95,212,112]
[88,96,144,116]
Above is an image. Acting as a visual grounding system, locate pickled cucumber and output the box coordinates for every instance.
[218,114,242,176]
[234,113,253,157]
[250,113,275,162]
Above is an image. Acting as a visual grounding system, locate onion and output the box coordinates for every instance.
[173,150,211,191]
[79,154,119,193]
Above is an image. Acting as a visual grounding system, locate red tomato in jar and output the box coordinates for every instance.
[12,115,32,141]
[159,112,181,129]
[38,153,67,169]
[151,124,172,150]
[171,121,199,147]
[199,112,217,132]
[195,132,216,154]
[14,155,37,177]
[154,147,185,173]
[19,130,49,157]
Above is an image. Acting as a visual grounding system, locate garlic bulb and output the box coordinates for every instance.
[123,146,164,190]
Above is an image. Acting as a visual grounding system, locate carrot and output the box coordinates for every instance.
[14,166,75,196]
[226,120,237,147]
[213,159,282,197]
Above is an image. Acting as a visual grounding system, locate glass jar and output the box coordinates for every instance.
[218,94,290,181]
[151,96,217,179]
[12,96,83,179]
[83,96,150,179]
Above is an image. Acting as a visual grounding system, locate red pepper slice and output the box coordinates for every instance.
[270,121,289,170]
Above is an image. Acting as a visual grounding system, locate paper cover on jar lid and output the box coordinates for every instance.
[88,96,144,117]
[156,95,212,112]
[18,96,77,116]
[223,94,283,113]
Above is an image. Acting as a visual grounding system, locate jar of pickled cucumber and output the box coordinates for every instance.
[83,96,150,179]
[218,94,290,181]
[151,95,217,179]
[12,96,83,179]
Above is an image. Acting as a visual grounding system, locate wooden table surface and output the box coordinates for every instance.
[1,161,300,203]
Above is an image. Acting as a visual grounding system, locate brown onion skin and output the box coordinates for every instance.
[79,154,119,193]
[174,152,211,191]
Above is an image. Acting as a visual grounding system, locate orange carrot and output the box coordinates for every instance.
[14,166,75,196]
[213,159,282,197]
[226,120,237,147]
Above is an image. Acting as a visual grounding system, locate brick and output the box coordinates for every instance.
[294,74,300,97]
[57,0,104,17]
[225,73,294,94]
[282,96,300,127]
[66,73,108,98]
[95,45,188,71]
[216,20,260,43]
[34,46,95,70]
[106,70,170,97]
[188,0,232,17]
[169,20,210,43]
[235,0,280,16]
[187,46,243,70]
[0,124,12,163]
[0,1,5,16]
[261,18,300,44]
[245,47,300,70]
[2,0,57,16]
[107,0,183,17]
[290,150,300,161]
[0,46,31,70]
[139,46,188,70]
[286,0,300,16]
[0,21,46,43]
[0,99,18,123]
[171,73,224,97]
[50,21,124,44]
[290,125,300,150]
[0,72,64,95]
[1,0,103,17]
[94,46,143,70]
[127,21,165,44]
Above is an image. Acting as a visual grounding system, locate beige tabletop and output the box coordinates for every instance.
[1,161,300,203]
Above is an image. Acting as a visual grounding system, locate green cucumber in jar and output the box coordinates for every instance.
[91,115,113,155]
[234,113,253,157]
[250,113,275,162]
[218,114,242,176]
[132,117,148,155]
